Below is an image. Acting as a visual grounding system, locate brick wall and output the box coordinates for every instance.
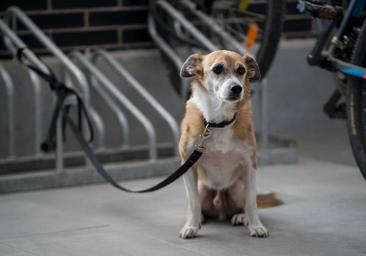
[0,0,314,58]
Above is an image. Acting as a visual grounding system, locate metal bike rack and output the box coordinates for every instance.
[70,51,158,161]
[0,5,192,193]
[0,21,46,158]
[0,3,295,192]
[0,65,15,159]
[0,7,105,171]
[91,49,180,156]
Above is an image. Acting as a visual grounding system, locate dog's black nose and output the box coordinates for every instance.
[230,85,242,94]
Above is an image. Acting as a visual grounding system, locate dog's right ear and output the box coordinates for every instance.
[180,53,203,78]
[243,55,261,81]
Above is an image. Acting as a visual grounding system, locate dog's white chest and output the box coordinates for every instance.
[197,128,252,189]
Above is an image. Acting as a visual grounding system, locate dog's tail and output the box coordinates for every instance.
[257,192,283,208]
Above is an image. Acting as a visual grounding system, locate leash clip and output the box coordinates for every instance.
[194,124,211,152]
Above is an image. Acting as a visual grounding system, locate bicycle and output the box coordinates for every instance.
[298,0,366,179]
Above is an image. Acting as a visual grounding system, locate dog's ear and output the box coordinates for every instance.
[243,55,261,81]
[180,53,203,78]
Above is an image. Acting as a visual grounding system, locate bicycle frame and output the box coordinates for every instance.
[303,0,366,80]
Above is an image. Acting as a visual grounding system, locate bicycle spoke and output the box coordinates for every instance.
[229,8,266,20]
[228,7,246,37]
[220,19,264,34]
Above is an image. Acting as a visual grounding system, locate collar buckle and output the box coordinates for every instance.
[194,123,211,152]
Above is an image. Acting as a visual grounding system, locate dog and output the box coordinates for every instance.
[178,50,268,239]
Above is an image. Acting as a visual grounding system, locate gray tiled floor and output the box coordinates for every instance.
[0,158,365,256]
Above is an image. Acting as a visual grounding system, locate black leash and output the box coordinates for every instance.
[16,47,205,193]
[66,111,203,192]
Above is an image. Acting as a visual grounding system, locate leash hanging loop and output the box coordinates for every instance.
[14,46,204,193]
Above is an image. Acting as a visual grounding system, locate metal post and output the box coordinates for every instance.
[260,78,269,160]
[0,65,15,159]
[89,108,105,151]
[27,69,43,157]
[56,107,63,172]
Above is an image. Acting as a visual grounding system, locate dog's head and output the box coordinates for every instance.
[180,50,260,102]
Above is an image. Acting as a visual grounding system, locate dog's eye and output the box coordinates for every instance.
[237,66,246,75]
[212,64,224,75]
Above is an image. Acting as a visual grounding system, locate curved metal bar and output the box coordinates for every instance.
[148,15,183,70]
[64,70,106,151]
[89,108,106,151]
[147,14,190,99]
[27,69,43,157]
[71,51,157,161]
[93,49,180,156]
[3,7,90,102]
[89,75,130,148]
[0,65,15,159]
[179,0,248,55]
[155,0,218,52]
[0,19,49,76]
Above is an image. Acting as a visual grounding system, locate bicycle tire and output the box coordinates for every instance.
[346,20,366,180]
[255,0,285,78]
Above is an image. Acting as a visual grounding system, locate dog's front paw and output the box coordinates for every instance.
[248,225,269,238]
[179,225,200,239]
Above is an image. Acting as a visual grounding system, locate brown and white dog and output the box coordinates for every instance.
[178,50,268,239]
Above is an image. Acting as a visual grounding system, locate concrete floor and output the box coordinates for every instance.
[1,40,365,255]
[266,40,356,166]
[0,158,365,256]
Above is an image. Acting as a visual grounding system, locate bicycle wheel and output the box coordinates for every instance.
[151,0,284,95]
[346,20,366,180]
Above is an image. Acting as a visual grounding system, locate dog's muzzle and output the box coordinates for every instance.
[226,84,242,101]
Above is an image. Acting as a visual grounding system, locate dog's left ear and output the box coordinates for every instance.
[180,53,203,78]
[243,55,261,81]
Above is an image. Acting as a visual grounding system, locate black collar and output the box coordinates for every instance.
[204,115,236,128]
